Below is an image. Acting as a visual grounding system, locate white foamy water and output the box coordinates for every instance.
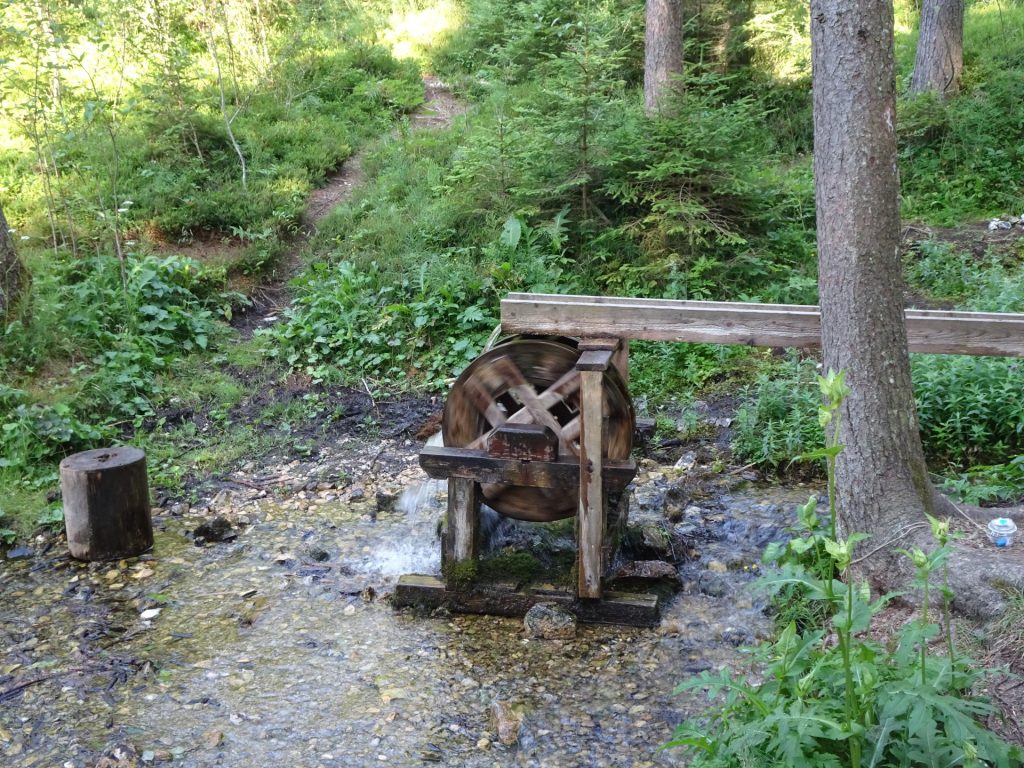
[360,431,446,578]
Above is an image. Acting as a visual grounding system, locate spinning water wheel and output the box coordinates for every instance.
[403,331,647,616]
[442,336,635,522]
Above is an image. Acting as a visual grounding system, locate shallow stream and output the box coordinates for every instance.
[0,441,816,767]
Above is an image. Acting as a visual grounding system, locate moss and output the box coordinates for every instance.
[442,558,478,589]
[478,551,545,583]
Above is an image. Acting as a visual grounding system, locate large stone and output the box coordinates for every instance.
[523,601,577,640]
[489,699,525,745]
[193,516,236,543]
[612,560,679,581]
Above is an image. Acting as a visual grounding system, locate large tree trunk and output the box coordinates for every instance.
[811,1,939,566]
[810,0,1024,619]
[0,203,28,319]
[910,0,964,97]
[644,0,684,115]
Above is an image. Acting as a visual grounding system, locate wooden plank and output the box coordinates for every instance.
[613,339,630,386]
[577,338,620,350]
[391,574,660,627]
[576,348,616,371]
[501,294,1024,357]
[578,369,604,600]
[420,446,637,493]
[487,424,558,461]
[444,477,479,566]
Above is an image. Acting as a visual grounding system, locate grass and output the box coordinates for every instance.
[986,586,1024,672]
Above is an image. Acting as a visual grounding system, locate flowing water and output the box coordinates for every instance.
[0,443,817,767]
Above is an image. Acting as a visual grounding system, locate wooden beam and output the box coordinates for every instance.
[577,369,604,600]
[500,293,1024,358]
[487,424,558,461]
[444,477,479,566]
[392,575,660,627]
[420,446,637,493]
[576,348,616,371]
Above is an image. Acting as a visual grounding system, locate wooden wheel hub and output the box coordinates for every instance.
[442,337,634,521]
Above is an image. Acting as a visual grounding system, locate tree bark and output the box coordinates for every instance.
[0,203,29,319]
[910,0,964,97]
[643,0,684,115]
[810,3,1024,614]
[811,1,944,577]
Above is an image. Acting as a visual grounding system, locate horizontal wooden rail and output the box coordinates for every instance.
[420,446,637,492]
[501,293,1024,358]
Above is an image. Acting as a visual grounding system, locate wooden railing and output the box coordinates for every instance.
[501,293,1024,358]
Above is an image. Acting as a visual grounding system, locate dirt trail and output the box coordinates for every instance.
[190,75,466,333]
[302,78,465,231]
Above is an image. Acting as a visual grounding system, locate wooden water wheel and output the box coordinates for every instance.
[442,336,634,521]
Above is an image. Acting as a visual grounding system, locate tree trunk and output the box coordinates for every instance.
[644,0,684,115]
[910,0,964,97]
[0,203,29,319]
[60,447,153,561]
[811,1,943,576]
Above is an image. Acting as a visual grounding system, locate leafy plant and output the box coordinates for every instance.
[669,371,1021,768]
[912,354,1024,467]
[942,455,1024,506]
[262,259,497,387]
[731,355,824,470]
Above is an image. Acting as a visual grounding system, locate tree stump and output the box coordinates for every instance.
[60,447,153,561]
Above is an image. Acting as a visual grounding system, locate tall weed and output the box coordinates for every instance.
[671,372,1021,768]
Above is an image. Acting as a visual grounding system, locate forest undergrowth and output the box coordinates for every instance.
[1,0,1024,540]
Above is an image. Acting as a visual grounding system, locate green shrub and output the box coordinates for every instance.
[899,71,1024,225]
[0,401,110,477]
[912,354,1024,467]
[906,238,1024,312]
[262,260,497,387]
[942,455,1024,505]
[731,356,823,469]
[671,373,1021,768]
[0,253,233,480]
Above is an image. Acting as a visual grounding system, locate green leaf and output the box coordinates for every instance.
[499,215,522,249]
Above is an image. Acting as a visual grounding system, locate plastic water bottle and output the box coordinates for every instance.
[986,518,1017,548]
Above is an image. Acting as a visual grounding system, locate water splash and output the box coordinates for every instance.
[361,431,445,578]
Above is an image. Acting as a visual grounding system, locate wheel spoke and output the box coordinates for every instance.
[461,376,508,429]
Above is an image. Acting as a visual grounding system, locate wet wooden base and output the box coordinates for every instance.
[391,574,660,628]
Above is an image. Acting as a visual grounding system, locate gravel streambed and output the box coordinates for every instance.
[0,437,818,767]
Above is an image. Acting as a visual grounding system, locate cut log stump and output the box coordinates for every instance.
[60,447,153,561]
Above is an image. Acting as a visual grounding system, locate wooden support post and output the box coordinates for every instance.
[60,447,153,561]
[578,367,606,600]
[443,477,480,569]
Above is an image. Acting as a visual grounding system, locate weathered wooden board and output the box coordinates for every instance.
[576,348,617,372]
[392,574,660,627]
[501,293,1024,357]
[444,477,479,565]
[577,369,605,600]
[487,424,558,461]
[420,446,637,492]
